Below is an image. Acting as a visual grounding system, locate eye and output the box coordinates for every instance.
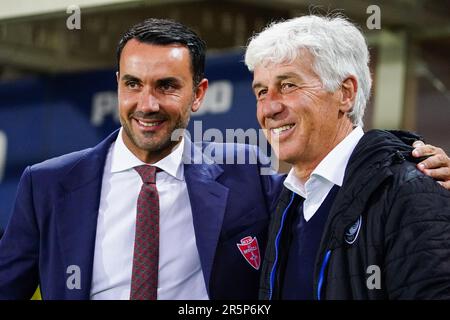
[281,82,296,92]
[125,80,140,90]
[160,83,175,91]
[256,89,267,99]
[158,79,180,93]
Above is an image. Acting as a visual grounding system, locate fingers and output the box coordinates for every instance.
[430,171,450,191]
[412,143,444,158]
[416,146,450,191]
[411,141,450,190]
[437,180,450,190]
[418,153,449,170]
[412,140,425,148]
[421,166,450,181]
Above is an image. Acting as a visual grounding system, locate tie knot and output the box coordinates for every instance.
[134,165,158,184]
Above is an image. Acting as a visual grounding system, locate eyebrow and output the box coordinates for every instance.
[120,74,183,86]
[156,77,182,85]
[252,82,265,91]
[276,72,299,81]
[121,74,141,83]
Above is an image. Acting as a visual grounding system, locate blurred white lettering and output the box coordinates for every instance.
[91,91,119,126]
[194,80,233,116]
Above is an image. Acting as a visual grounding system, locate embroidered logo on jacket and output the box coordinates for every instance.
[345,215,362,245]
[236,236,261,270]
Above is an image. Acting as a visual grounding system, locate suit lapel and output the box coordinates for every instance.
[55,130,119,299]
[183,139,228,295]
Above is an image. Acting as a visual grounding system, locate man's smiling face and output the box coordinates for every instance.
[252,50,343,166]
[117,39,206,163]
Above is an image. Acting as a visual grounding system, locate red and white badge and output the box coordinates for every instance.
[236,236,261,270]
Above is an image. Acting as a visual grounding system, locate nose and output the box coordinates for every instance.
[259,90,284,119]
[137,90,160,113]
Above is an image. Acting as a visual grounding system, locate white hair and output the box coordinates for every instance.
[244,15,372,127]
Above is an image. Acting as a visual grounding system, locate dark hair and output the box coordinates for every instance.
[116,18,206,85]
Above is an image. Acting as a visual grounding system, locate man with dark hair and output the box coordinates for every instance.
[0,18,283,300]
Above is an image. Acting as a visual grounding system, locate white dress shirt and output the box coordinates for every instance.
[284,126,364,222]
[90,128,208,300]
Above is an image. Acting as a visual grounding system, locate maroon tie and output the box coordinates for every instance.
[130,165,159,300]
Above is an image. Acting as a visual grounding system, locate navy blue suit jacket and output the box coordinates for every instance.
[0,130,284,299]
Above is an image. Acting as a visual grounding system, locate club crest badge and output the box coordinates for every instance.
[345,215,362,245]
[236,236,261,270]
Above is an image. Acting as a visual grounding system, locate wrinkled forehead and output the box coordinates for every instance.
[253,47,315,70]
[252,51,317,83]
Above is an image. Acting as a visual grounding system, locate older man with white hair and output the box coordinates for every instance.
[245,15,450,300]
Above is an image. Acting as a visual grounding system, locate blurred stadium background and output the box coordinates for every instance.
[0,0,449,231]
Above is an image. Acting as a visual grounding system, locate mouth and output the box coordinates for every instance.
[270,123,295,136]
[133,118,166,132]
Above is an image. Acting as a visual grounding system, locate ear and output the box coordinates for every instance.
[116,71,119,84]
[191,78,209,113]
[339,76,357,113]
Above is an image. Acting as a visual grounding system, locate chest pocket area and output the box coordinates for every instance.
[219,207,269,242]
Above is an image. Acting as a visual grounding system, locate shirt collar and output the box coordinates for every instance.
[313,126,364,187]
[284,126,364,197]
[110,127,185,181]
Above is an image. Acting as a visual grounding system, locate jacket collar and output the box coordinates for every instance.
[183,138,228,297]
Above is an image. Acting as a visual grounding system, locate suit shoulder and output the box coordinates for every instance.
[29,147,93,175]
